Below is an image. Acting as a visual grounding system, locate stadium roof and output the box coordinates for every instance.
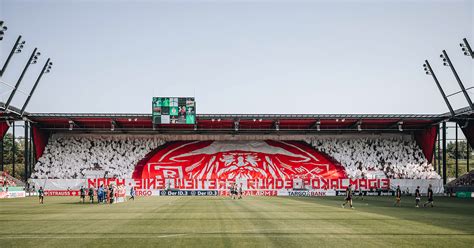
[20,112,443,133]
[2,101,473,134]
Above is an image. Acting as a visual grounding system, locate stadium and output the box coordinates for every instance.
[1,2,474,248]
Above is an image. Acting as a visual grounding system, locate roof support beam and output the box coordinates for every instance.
[68,120,79,130]
[111,120,118,131]
[386,119,404,129]
[348,119,361,129]
[234,119,239,132]
[310,119,321,131]
[273,120,280,131]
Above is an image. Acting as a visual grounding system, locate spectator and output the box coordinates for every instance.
[310,137,440,179]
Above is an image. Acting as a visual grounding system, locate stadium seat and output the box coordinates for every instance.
[310,137,440,179]
[31,135,165,179]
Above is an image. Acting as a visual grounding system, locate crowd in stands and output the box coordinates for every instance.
[310,137,440,179]
[447,170,474,187]
[31,135,165,179]
[1,171,21,187]
[1,175,17,187]
[31,135,440,180]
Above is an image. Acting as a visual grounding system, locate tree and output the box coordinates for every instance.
[446,141,471,160]
[1,133,24,165]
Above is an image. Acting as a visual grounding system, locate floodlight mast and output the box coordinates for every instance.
[0,36,24,77]
[20,58,52,115]
[423,60,455,117]
[440,50,474,111]
[460,38,474,59]
[0,20,7,41]
[4,48,40,110]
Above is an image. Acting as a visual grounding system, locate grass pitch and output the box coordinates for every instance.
[0,196,473,248]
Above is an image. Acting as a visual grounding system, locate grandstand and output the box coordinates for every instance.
[0,111,451,195]
[446,170,474,194]
[0,171,24,187]
[0,171,26,199]
[0,103,473,197]
[1,3,474,247]
[32,135,165,179]
[32,134,439,180]
[310,137,440,179]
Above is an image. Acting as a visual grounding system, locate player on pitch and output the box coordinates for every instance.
[88,187,94,203]
[423,184,434,208]
[80,186,86,203]
[38,186,44,204]
[129,186,136,201]
[341,184,354,209]
[357,187,364,200]
[238,183,243,199]
[415,186,421,208]
[394,185,402,207]
[231,183,237,200]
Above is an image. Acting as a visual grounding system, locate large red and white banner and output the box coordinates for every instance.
[30,140,443,196]
[133,140,347,180]
[32,140,395,196]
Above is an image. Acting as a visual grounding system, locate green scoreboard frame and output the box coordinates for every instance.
[152,97,196,124]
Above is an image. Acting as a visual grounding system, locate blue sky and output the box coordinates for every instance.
[0,0,473,116]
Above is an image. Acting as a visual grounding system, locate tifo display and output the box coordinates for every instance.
[32,135,438,180]
[134,140,347,180]
[30,135,443,196]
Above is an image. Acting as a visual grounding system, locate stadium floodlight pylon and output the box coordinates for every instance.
[0,20,7,40]
[20,58,52,116]
[0,36,25,77]
[460,38,474,59]
[423,60,455,117]
[4,48,40,111]
[440,50,474,111]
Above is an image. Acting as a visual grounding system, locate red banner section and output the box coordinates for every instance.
[414,126,437,163]
[133,140,347,180]
[0,121,8,140]
[44,190,80,196]
[32,126,50,160]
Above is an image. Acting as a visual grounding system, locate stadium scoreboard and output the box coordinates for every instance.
[152,97,196,124]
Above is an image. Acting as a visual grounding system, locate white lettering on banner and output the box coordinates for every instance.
[288,191,326,197]
[36,178,391,191]
[135,190,160,196]
[28,178,444,196]
[44,190,80,196]
[0,191,26,198]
